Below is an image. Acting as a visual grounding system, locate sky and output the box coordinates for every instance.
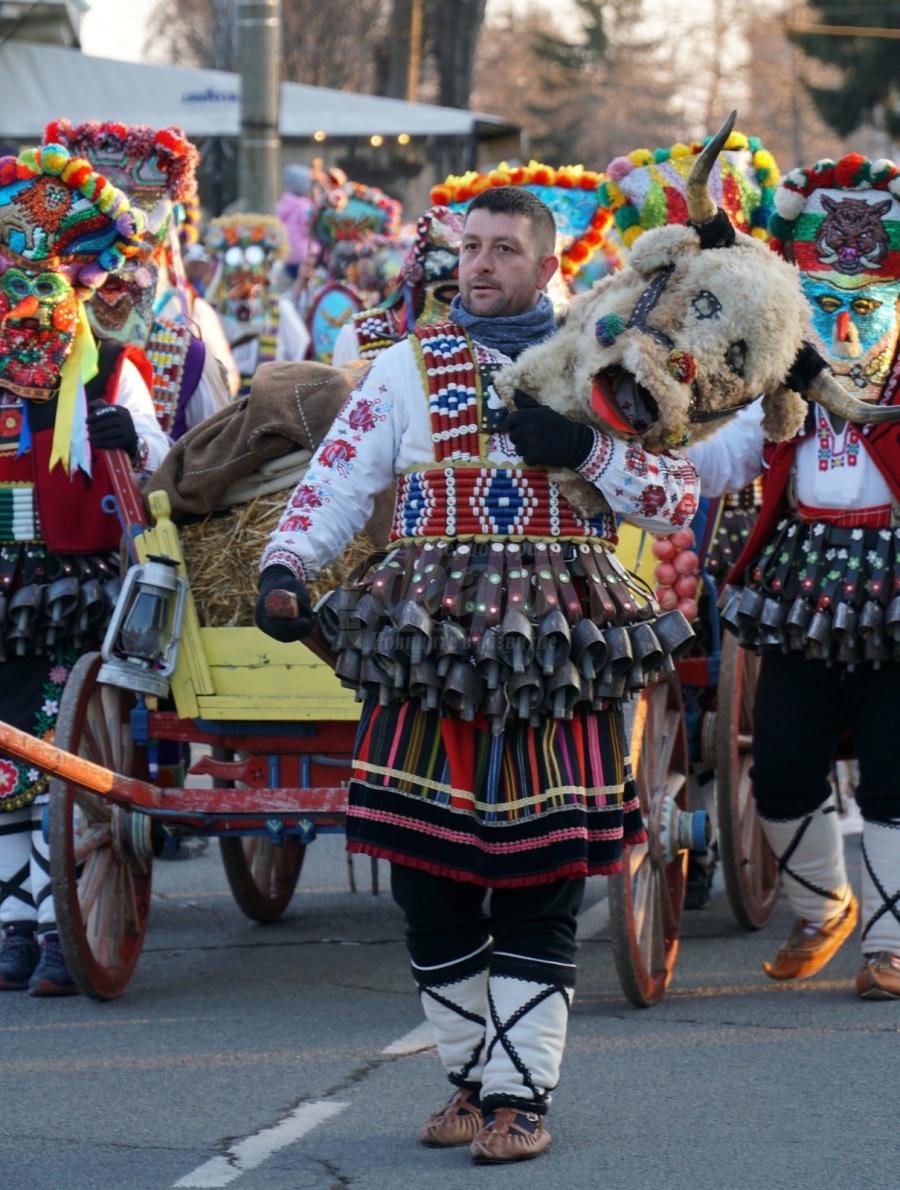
[78,0,586,61]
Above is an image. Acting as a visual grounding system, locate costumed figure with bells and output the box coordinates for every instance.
[0,144,169,995]
[331,205,464,367]
[255,182,701,1162]
[692,151,900,998]
[204,214,310,398]
[44,120,232,440]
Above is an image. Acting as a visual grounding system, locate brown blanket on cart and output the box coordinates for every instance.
[143,359,371,521]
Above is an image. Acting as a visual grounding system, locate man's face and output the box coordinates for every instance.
[459,209,557,318]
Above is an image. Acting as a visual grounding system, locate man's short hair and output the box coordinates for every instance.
[465,187,557,259]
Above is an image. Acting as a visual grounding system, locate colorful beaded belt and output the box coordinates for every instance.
[391,467,617,543]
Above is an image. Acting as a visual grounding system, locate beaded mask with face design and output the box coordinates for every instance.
[42,121,199,348]
[0,144,145,399]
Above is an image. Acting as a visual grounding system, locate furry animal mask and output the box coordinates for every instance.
[495,113,900,461]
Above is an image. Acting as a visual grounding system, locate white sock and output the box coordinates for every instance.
[480,952,574,1115]
[759,800,852,926]
[31,802,55,932]
[861,820,900,957]
[412,940,491,1087]
[0,808,35,928]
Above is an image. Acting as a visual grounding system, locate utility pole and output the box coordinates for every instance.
[407,0,424,103]
[238,0,281,213]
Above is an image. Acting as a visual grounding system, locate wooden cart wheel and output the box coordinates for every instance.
[49,653,153,1000]
[215,744,305,923]
[714,632,779,930]
[609,674,690,1008]
[220,835,306,923]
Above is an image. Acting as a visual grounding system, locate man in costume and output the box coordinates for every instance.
[43,120,232,439]
[692,153,900,998]
[0,143,168,995]
[331,205,463,366]
[255,185,698,1161]
[204,214,310,397]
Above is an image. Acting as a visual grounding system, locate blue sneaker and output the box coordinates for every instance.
[0,923,40,990]
[28,930,78,997]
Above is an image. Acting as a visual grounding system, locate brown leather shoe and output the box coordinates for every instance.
[418,1087,483,1148]
[857,951,900,1000]
[763,895,858,981]
[470,1108,551,1163]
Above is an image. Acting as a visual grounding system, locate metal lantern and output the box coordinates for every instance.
[98,556,188,698]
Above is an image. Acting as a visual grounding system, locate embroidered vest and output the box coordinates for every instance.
[351,307,404,361]
[394,323,617,544]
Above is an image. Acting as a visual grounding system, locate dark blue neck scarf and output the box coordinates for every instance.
[449,293,556,360]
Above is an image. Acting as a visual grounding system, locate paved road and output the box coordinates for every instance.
[1,830,895,1190]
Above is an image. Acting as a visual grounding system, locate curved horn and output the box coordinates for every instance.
[686,110,738,225]
[806,369,900,424]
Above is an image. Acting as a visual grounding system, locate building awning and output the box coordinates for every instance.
[0,41,518,143]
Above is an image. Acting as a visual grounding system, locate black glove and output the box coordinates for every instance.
[785,342,828,393]
[504,390,595,468]
[87,400,139,460]
[254,565,315,642]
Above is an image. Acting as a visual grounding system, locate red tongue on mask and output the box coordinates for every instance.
[591,372,637,435]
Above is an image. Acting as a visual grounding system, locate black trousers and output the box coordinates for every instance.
[390,864,585,970]
[751,651,900,825]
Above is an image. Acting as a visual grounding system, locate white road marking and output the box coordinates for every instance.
[577,894,610,941]
[173,1100,349,1188]
[382,1020,436,1055]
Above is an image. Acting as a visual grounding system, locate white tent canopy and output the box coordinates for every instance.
[0,42,516,142]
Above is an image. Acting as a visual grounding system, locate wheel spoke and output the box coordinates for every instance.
[84,694,114,768]
[78,845,113,922]
[73,823,110,861]
[74,787,111,825]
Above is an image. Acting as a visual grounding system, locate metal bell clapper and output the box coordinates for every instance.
[535,608,571,676]
[497,605,535,674]
[443,660,485,723]
[507,663,544,725]
[410,657,443,712]
[482,684,509,738]
[833,603,860,669]
[805,607,834,662]
[392,598,435,665]
[544,660,582,720]
[570,618,608,680]
[786,595,812,649]
[627,623,664,689]
[595,626,633,702]
[475,625,509,691]
[43,574,80,648]
[435,619,468,677]
[8,583,44,657]
[373,625,407,692]
[99,556,188,698]
[859,600,888,666]
[75,578,105,642]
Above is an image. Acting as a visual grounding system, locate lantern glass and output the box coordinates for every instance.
[120,585,172,662]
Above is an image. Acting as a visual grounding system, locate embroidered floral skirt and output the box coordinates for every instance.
[346,697,646,888]
[0,648,77,812]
